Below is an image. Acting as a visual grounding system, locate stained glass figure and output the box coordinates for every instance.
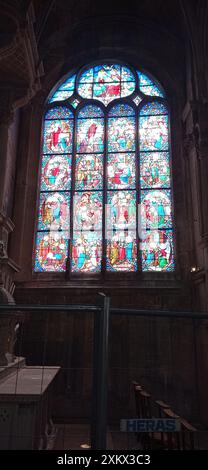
[72,231,102,272]
[107,153,135,189]
[43,119,73,154]
[107,191,136,230]
[140,152,170,188]
[141,230,174,271]
[73,192,103,231]
[38,192,70,231]
[78,64,135,105]
[34,232,68,272]
[108,116,135,152]
[139,114,168,151]
[77,106,104,153]
[35,63,174,273]
[141,190,172,230]
[75,154,103,190]
[106,231,137,271]
[40,154,71,191]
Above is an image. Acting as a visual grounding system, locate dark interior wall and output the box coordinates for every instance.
[14,285,203,425]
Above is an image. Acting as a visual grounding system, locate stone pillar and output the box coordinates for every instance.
[0,92,14,215]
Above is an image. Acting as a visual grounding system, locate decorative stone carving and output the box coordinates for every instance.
[0,312,24,366]
[0,240,7,259]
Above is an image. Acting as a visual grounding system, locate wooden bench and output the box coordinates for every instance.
[132,381,197,450]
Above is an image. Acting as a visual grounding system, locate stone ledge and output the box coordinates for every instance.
[0,356,25,382]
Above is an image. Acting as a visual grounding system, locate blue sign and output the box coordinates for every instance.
[120,418,181,432]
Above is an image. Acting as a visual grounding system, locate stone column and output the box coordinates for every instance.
[0,91,14,216]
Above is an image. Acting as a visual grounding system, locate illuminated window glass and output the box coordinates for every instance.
[35,63,174,273]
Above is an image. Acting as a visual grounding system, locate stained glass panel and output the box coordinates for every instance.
[73,192,103,231]
[75,154,103,190]
[140,152,170,188]
[121,67,135,81]
[77,117,104,153]
[34,231,68,272]
[78,64,136,105]
[94,65,121,82]
[121,81,135,96]
[45,107,73,120]
[40,154,71,191]
[79,68,93,83]
[38,192,70,231]
[43,119,73,153]
[59,75,76,91]
[108,117,135,152]
[78,106,104,118]
[49,75,75,103]
[77,82,93,99]
[141,230,174,271]
[138,72,165,98]
[139,115,169,151]
[72,231,102,272]
[107,153,135,189]
[49,91,73,103]
[140,102,167,116]
[35,63,174,273]
[141,189,172,230]
[107,191,136,230]
[106,231,137,272]
[108,104,135,117]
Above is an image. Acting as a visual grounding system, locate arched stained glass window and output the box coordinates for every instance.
[34,63,174,273]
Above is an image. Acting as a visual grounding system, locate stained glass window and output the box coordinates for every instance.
[35,63,174,273]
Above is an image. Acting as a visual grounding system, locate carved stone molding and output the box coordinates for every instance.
[0,2,44,111]
[0,212,19,300]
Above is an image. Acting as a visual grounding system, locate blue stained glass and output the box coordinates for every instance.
[138,72,165,97]
[77,82,93,99]
[94,65,121,83]
[78,105,104,118]
[140,102,167,116]
[49,75,75,102]
[59,75,76,91]
[121,67,135,81]
[140,85,164,98]
[108,104,135,117]
[79,68,93,83]
[45,107,73,120]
